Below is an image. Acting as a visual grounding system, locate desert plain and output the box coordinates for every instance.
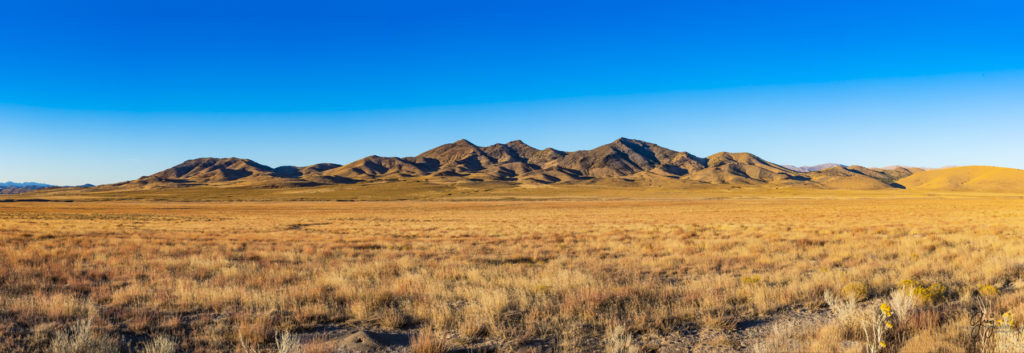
[3,186,1024,353]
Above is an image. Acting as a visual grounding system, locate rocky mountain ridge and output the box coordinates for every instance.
[117,138,919,190]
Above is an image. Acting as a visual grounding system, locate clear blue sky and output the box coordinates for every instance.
[2,0,1023,185]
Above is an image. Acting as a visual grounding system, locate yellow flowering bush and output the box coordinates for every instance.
[841,281,870,302]
[862,302,895,353]
[978,284,999,298]
[901,279,947,305]
[992,311,1024,352]
[996,311,1015,327]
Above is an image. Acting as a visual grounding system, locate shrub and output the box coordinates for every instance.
[978,284,999,298]
[823,290,857,319]
[841,281,870,302]
[604,325,641,353]
[901,279,947,305]
[888,288,918,319]
[275,331,301,353]
[410,329,449,353]
[49,317,120,353]
[141,335,176,353]
[859,303,894,353]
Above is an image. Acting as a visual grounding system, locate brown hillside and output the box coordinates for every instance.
[897,166,1024,193]
[803,165,916,190]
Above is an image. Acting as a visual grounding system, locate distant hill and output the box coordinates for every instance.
[0,181,53,187]
[782,163,846,172]
[0,182,52,195]
[1,182,54,195]
[897,166,1024,193]
[95,138,920,191]
[0,182,94,195]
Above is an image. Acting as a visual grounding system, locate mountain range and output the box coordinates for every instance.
[0,182,95,195]
[781,163,846,172]
[0,182,56,195]
[110,138,921,190]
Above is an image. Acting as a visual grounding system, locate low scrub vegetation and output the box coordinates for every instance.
[1,197,1023,351]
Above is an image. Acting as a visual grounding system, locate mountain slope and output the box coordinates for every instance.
[122,158,315,188]
[897,166,1024,193]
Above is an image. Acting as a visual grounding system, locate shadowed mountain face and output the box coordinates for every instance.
[118,138,921,189]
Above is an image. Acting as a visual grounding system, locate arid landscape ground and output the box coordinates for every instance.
[7,0,1022,351]
[3,187,1024,352]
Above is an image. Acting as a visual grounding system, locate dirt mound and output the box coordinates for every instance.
[338,331,383,352]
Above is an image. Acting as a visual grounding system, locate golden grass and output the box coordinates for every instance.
[410,328,450,353]
[1,197,1023,352]
[13,178,1024,202]
[898,166,1024,193]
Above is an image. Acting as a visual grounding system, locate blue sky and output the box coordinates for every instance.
[2,1,1023,185]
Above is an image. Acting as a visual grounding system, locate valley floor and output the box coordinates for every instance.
[2,197,1024,352]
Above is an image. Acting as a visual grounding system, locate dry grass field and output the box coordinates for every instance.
[3,196,1024,352]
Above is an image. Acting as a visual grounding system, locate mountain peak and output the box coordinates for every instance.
[611,137,648,146]
[451,139,477,147]
[143,157,277,184]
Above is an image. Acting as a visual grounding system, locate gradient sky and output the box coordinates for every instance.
[2,0,1023,185]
